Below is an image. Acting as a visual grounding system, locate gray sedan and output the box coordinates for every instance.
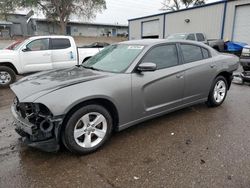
[11,39,239,154]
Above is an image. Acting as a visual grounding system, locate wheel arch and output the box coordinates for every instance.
[0,62,18,74]
[61,98,119,133]
[216,71,233,89]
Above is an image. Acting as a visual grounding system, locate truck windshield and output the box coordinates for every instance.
[12,40,27,50]
[83,44,144,73]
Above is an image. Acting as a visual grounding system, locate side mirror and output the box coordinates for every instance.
[137,62,157,72]
[22,47,30,52]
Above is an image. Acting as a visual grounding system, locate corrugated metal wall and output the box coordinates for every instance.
[129,0,250,42]
[164,3,224,39]
[70,24,128,37]
[34,22,128,37]
[223,0,250,41]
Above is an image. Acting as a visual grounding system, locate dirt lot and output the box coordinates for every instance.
[1,73,250,187]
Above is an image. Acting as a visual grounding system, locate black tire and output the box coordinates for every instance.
[206,76,228,107]
[62,104,113,155]
[243,66,250,72]
[0,66,16,87]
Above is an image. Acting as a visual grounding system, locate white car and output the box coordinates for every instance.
[0,36,104,87]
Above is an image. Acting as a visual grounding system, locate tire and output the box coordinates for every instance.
[206,76,228,107]
[62,104,113,155]
[0,66,16,87]
[243,66,250,72]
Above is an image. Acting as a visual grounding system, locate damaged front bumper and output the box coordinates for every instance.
[11,100,64,152]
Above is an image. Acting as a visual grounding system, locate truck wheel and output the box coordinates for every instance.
[0,66,16,87]
[243,66,250,72]
[62,104,113,155]
[206,76,228,107]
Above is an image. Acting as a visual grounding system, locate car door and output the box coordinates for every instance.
[20,38,52,72]
[50,38,77,69]
[179,43,217,104]
[131,44,185,119]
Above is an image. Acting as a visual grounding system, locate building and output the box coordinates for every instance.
[29,19,128,37]
[128,0,250,44]
[0,13,31,37]
[0,14,128,37]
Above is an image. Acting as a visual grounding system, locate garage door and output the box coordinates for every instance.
[233,5,250,45]
[142,20,159,38]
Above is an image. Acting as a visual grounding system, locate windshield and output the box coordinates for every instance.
[83,44,144,73]
[12,40,26,50]
[167,34,187,40]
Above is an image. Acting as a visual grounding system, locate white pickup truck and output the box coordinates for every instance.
[0,36,104,87]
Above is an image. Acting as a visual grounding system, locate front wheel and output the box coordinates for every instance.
[0,66,16,87]
[62,104,113,155]
[206,76,228,107]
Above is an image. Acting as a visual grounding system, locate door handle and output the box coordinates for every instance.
[43,53,51,56]
[210,64,216,68]
[176,74,184,79]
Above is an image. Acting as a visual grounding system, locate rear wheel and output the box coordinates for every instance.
[207,76,228,107]
[0,66,16,87]
[62,104,113,155]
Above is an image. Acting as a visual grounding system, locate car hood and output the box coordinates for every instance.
[0,49,16,57]
[11,66,110,101]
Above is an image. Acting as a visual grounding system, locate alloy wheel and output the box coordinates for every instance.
[73,112,107,148]
[213,80,226,103]
[0,71,11,85]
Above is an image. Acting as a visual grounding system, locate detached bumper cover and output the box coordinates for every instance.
[11,104,63,152]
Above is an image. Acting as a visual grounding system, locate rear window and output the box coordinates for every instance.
[51,38,71,49]
[181,44,203,63]
[202,48,210,59]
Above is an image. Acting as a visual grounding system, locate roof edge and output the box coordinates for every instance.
[128,0,227,22]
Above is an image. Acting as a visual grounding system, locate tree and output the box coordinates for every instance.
[26,0,106,34]
[0,0,21,20]
[0,0,106,34]
[161,0,206,11]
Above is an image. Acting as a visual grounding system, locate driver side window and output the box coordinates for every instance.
[26,39,49,51]
[142,44,179,70]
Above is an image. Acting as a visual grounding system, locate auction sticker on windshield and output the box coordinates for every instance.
[128,46,144,50]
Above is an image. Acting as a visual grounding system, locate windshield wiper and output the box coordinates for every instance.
[82,65,101,71]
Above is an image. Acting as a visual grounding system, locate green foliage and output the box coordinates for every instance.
[27,0,106,33]
[0,0,106,33]
[0,0,21,19]
[21,0,106,21]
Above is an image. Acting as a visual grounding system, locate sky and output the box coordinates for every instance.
[18,0,219,25]
[94,0,219,25]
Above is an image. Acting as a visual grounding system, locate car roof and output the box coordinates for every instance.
[119,39,208,47]
[28,35,73,40]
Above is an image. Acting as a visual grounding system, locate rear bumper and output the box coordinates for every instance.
[11,104,63,152]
